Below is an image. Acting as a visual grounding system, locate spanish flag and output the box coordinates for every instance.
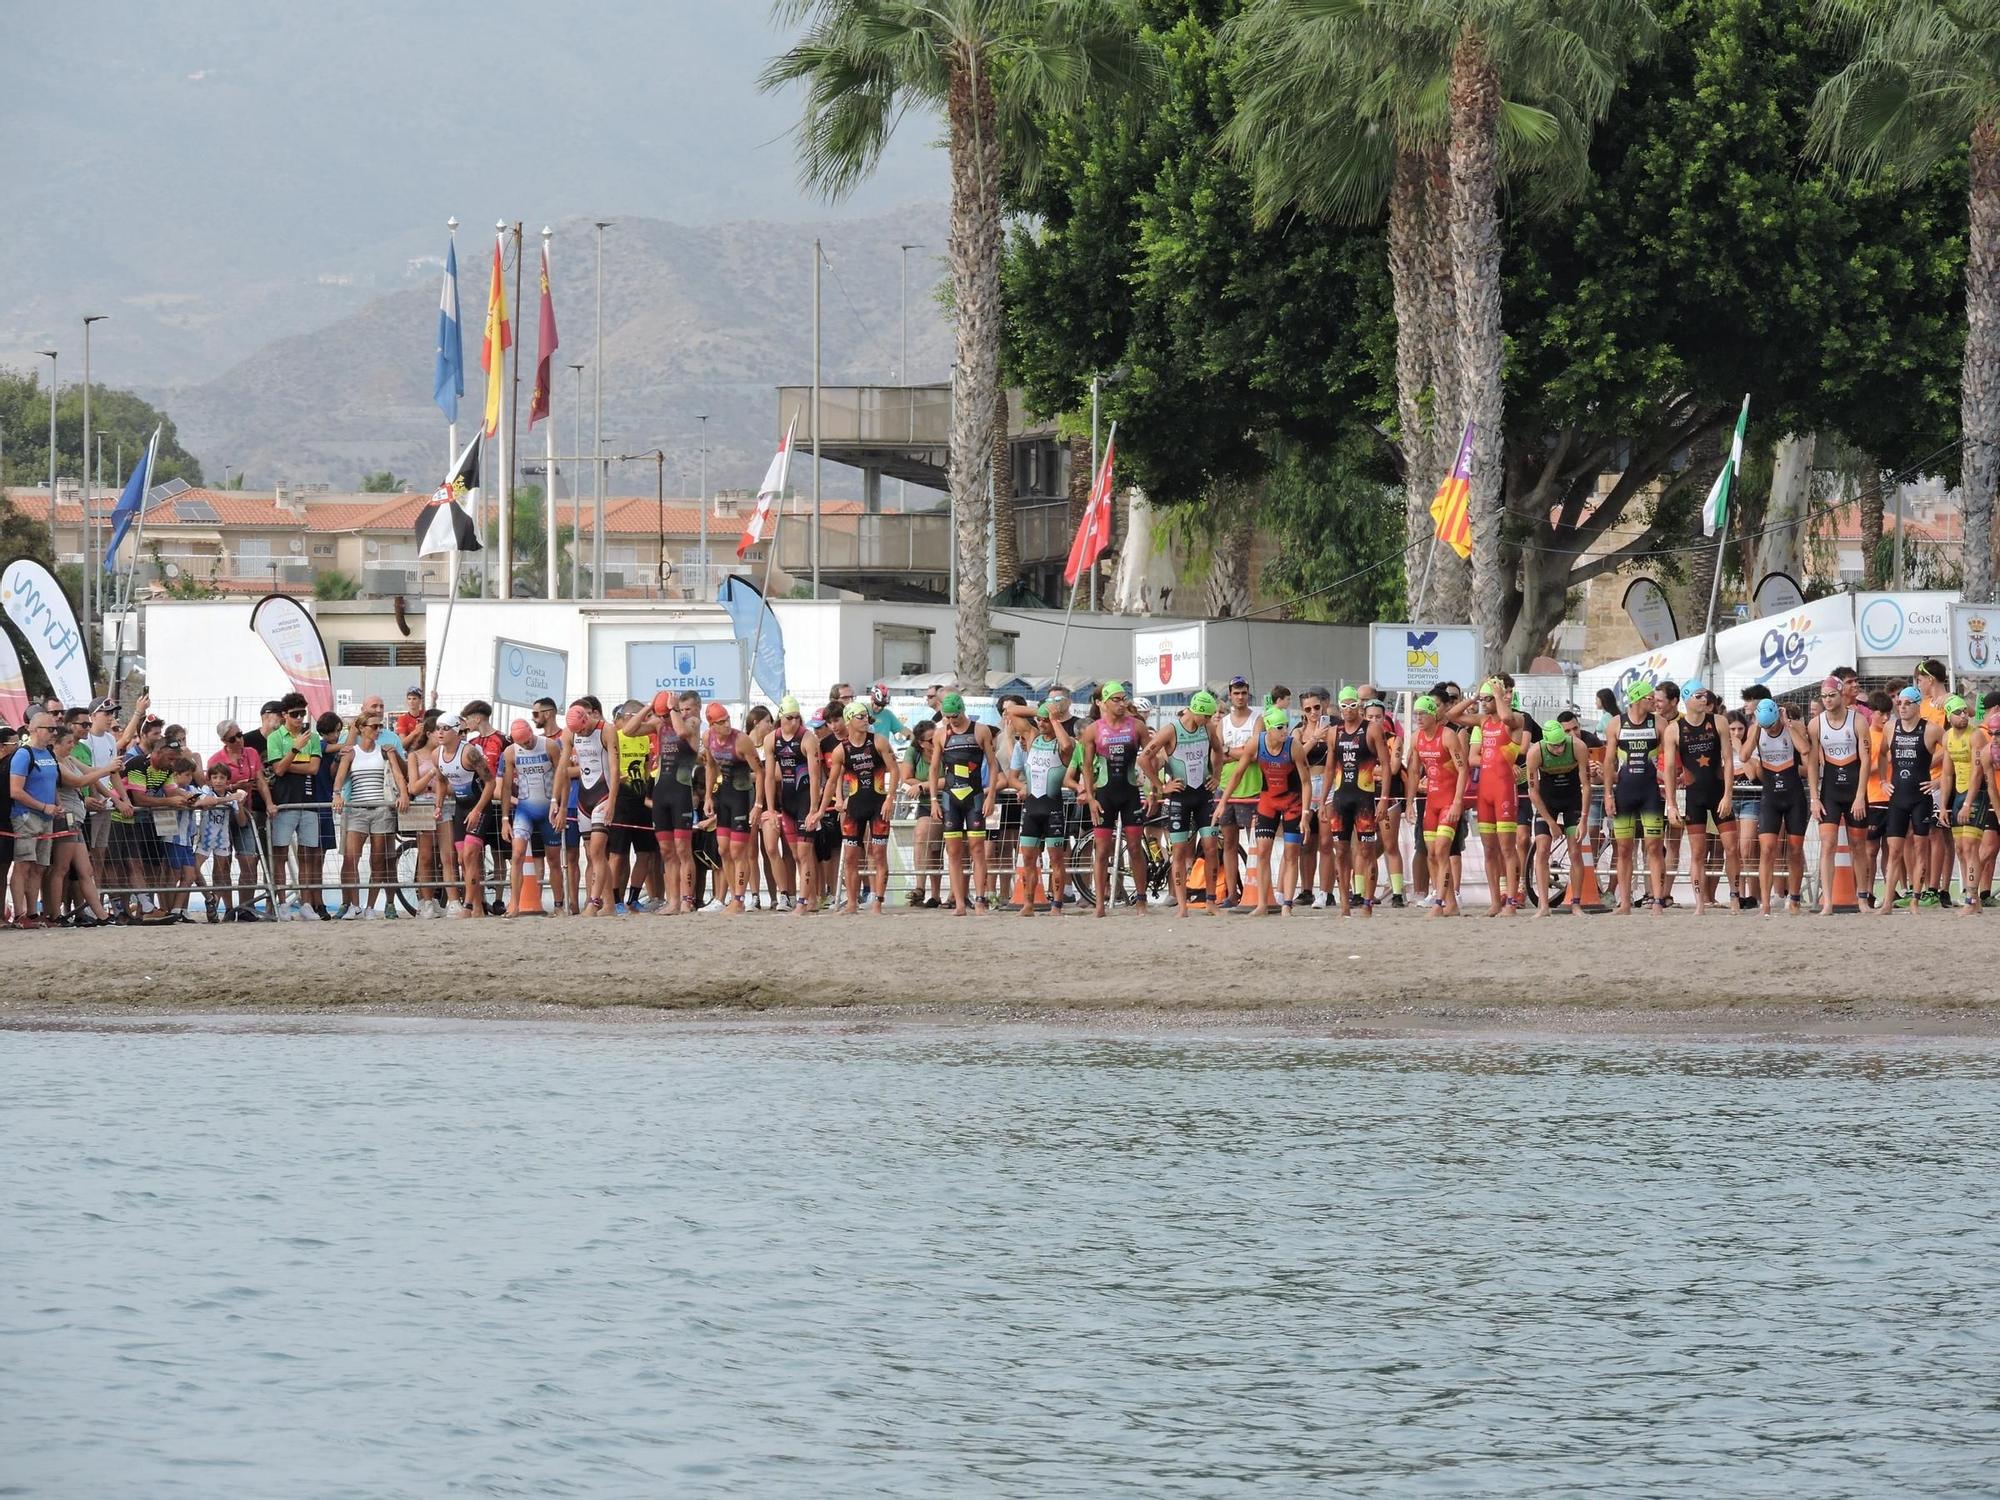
[480,233,511,437]
[1428,421,1475,561]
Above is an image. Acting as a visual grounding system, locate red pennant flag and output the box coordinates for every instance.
[529,240,558,428]
[1063,424,1116,587]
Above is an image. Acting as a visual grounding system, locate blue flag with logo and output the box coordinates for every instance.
[718,576,786,702]
[434,236,463,423]
[102,427,160,572]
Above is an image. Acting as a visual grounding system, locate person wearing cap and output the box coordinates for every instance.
[1214,676,1262,907]
[1646,682,1685,907]
[1913,659,1956,904]
[1000,701,1077,917]
[1405,693,1467,916]
[819,699,899,913]
[692,701,761,914]
[1939,693,1987,913]
[758,695,823,916]
[1229,703,1311,916]
[1603,680,1668,915]
[928,691,999,915]
[1363,696,1410,909]
[1525,716,1586,919]
[432,713,490,916]
[618,690,703,915]
[1660,679,1735,916]
[1978,703,2000,906]
[262,694,325,920]
[1803,676,1868,917]
[496,712,567,918]
[1321,685,1393,917]
[1461,680,1525,916]
[1292,689,1333,906]
[1078,682,1154,917]
[1873,685,1944,915]
[1748,697,1812,915]
[207,716,272,921]
[550,697,616,915]
[8,714,65,926]
[1139,690,1223,917]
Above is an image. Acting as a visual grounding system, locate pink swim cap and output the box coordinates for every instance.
[509,719,533,746]
[565,704,590,733]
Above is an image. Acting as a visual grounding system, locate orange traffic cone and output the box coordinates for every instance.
[1237,861,1265,910]
[1188,855,1209,905]
[1829,823,1861,914]
[516,862,546,916]
[1011,859,1041,909]
[1570,829,1609,913]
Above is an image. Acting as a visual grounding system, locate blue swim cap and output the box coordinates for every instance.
[1756,700,1779,727]
[1681,677,1704,698]
[1899,685,1923,703]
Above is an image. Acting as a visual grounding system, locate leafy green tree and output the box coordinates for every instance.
[0,369,204,492]
[314,570,362,601]
[1809,0,2000,602]
[359,470,402,493]
[763,0,1153,680]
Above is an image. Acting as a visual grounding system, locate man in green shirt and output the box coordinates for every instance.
[264,697,325,917]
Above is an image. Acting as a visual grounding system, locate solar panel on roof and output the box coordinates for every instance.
[175,499,220,522]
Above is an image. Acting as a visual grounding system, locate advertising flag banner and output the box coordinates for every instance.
[249,594,334,717]
[0,558,91,707]
[0,627,30,725]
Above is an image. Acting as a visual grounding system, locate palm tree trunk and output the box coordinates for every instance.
[1858,457,1885,588]
[1961,116,2000,604]
[945,52,1005,680]
[991,385,1018,591]
[1391,148,1435,597]
[1448,28,1506,660]
[1205,478,1254,618]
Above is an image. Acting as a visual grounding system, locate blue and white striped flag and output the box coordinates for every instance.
[434,235,464,423]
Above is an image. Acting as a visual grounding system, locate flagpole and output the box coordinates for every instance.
[1697,396,1750,682]
[502,221,521,601]
[446,217,459,473]
[542,228,558,602]
[747,421,796,700]
[111,427,160,692]
[1412,534,1441,621]
[1055,421,1115,685]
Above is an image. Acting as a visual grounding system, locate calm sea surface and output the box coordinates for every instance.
[4,1021,1998,1498]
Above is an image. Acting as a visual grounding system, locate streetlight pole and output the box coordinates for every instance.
[568,362,585,599]
[898,242,923,514]
[542,225,557,603]
[811,237,821,598]
[37,350,56,562]
[618,450,666,598]
[696,414,709,601]
[593,220,612,600]
[82,314,106,648]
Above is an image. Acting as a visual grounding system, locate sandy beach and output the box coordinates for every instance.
[3,905,1995,1038]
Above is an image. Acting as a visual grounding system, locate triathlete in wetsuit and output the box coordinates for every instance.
[1140,690,1224,918]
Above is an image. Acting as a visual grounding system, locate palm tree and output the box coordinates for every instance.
[1810,0,2000,603]
[1226,0,1655,659]
[763,1,1150,680]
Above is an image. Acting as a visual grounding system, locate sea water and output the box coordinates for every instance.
[4,1021,1997,1498]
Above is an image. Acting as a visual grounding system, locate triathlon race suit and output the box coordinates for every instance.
[569,727,611,836]
[1327,722,1381,843]
[815,727,847,861]
[1944,725,1984,837]
[508,733,559,845]
[1218,710,1262,828]
[1016,735,1068,848]
[1985,734,2000,836]
[939,723,989,839]
[1254,732,1302,843]
[1473,717,1519,836]
[1168,720,1216,846]
[611,730,653,858]
[1091,715,1145,836]
[707,728,755,841]
[1414,727,1461,840]
[1677,714,1731,830]
[1533,736,1583,838]
[1611,713,1664,838]
[1815,710,1866,829]
[439,741,485,847]
[771,730,815,841]
[653,713,698,841]
[1883,721,1934,841]
[838,732,891,845]
[1756,724,1809,838]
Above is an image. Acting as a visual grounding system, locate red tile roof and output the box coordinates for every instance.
[1819,501,1962,545]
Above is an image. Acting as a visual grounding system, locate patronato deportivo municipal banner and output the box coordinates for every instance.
[0,625,30,724]
[248,593,334,717]
[0,557,92,707]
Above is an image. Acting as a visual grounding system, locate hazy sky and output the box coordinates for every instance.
[5,0,948,379]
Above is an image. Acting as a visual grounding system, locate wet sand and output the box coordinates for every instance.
[2,905,1995,1039]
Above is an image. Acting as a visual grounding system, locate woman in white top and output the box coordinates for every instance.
[332,710,410,917]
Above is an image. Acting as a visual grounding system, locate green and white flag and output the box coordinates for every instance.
[1703,394,1750,538]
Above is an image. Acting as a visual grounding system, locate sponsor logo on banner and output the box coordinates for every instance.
[1858,597,1906,653]
[1405,630,1440,679]
[1611,651,1674,703]
[0,559,91,706]
[1755,613,1821,686]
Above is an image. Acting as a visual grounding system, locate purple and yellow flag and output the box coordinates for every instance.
[1428,421,1475,561]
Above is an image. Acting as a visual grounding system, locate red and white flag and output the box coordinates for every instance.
[737,416,797,558]
[1063,422,1117,587]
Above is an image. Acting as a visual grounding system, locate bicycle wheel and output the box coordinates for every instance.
[1065,825,1096,909]
[392,836,421,913]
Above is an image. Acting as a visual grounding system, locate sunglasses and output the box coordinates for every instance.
[224,732,242,742]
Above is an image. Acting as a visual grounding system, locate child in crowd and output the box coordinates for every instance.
[162,756,204,920]
[195,763,250,922]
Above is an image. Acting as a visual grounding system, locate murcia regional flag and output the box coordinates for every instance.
[738,416,797,558]
[416,432,485,556]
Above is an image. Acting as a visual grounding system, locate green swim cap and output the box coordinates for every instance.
[1263,706,1288,729]
[1338,686,1360,704]
[1035,701,1052,719]
[1102,680,1128,700]
[779,695,800,716]
[940,692,965,715]
[844,701,870,721]
[1543,718,1567,745]
[1626,679,1654,707]
[1189,690,1217,715]
[1413,694,1438,715]
[1947,694,1969,714]
[1512,691,1523,711]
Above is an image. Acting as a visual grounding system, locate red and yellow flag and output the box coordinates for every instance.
[1428,421,1475,561]
[480,233,512,437]
[529,239,558,428]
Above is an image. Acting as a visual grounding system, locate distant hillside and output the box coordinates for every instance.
[156,206,954,500]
